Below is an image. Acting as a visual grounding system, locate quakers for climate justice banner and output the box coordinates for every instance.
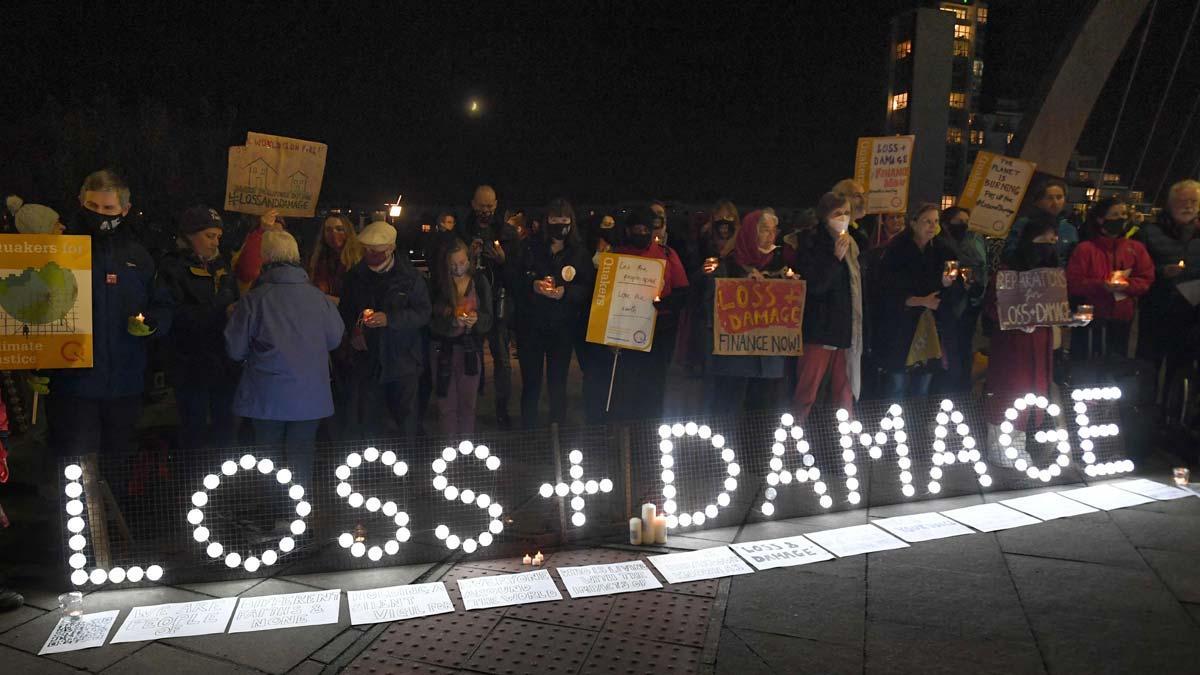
[0,234,92,369]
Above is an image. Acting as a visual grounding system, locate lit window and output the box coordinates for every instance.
[947,127,964,144]
[978,8,988,23]
[1078,172,1091,182]
[1129,191,1144,203]
[1104,173,1121,184]
[895,40,912,59]
[973,60,984,78]
[970,130,984,145]
[954,24,972,40]
[949,92,967,109]
[1085,187,1098,201]
[1007,132,1015,145]
[941,195,957,210]
[941,5,967,20]
[890,92,909,111]
[953,40,971,57]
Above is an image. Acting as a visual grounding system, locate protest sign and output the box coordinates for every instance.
[854,135,915,214]
[457,570,562,610]
[712,278,806,356]
[648,546,754,584]
[39,610,119,655]
[1000,492,1098,521]
[111,598,237,643]
[227,589,341,634]
[729,535,834,571]
[0,234,92,369]
[225,132,328,218]
[347,583,454,625]
[1058,485,1154,511]
[586,252,665,352]
[557,560,663,598]
[958,151,1037,238]
[872,512,974,543]
[941,503,1040,532]
[804,524,909,557]
[994,267,1072,331]
[1113,478,1197,501]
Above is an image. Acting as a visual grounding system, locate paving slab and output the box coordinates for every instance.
[0,644,86,674]
[1126,493,1200,516]
[0,603,45,634]
[866,561,1033,642]
[309,627,362,664]
[16,588,71,612]
[281,562,435,591]
[353,606,502,670]
[463,617,596,675]
[713,628,773,675]
[99,642,257,674]
[1140,548,1200,603]
[1032,624,1200,674]
[679,524,741,542]
[579,631,701,675]
[602,590,712,647]
[1109,508,1200,553]
[864,620,1044,675]
[287,660,325,675]
[175,577,266,598]
[345,657,460,674]
[724,566,865,646]
[168,579,350,674]
[867,492,983,518]
[503,591,614,632]
[730,626,863,675]
[996,511,1148,569]
[0,585,207,672]
[866,530,1008,575]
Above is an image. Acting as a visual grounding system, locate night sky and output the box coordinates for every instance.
[3,0,1197,208]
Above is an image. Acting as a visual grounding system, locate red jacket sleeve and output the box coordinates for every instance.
[235,228,265,286]
[1124,240,1155,297]
[1066,243,1108,305]
[665,248,689,294]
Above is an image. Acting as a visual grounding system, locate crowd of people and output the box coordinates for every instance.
[3,170,1200,491]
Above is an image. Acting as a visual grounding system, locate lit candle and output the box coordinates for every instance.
[1173,467,1190,486]
[523,553,532,565]
[1178,259,1187,270]
[653,515,667,544]
[134,313,145,323]
[943,260,959,277]
[629,517,643,545]
[362,308,375,322]
[640,503,656,542]
[533,551,544,566]
[1075,304,1094,323]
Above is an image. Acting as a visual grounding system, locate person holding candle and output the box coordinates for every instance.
[681,201,739,378]
[831,178,872,253]
[1066,198,1154,360]
[513,198,594,428]
[159,206,240,451]
[429,239,492,436]
[462,185,516,428]
[224,230,343,489]
[307,212,362,439]
[934,206,989,395]
[339,221,432,439]
[48,169,174,460]
[1135,179,1200,380]
[1003,177,1079,262]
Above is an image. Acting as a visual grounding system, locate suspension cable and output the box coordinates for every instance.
[1153,88,1200,203]
[1098,0,1158,184]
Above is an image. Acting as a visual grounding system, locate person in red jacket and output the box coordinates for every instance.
[233,208,286,294]
[1066,198,1154,359]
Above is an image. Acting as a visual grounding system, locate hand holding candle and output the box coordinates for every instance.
[127,312,154,336]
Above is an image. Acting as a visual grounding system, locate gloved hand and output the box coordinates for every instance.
[127,315,155,337]
[27,375,49,395]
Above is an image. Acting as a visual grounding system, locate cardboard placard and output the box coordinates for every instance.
[712,278,806,356]
[729,535,835,571]
[39,610,120,655]
[804,524,909,557]
[854,135,916,214]
[456,570,562,610]
[224,132,327,218]
[0,234,93,369]
[557,560,663,598]
[995,267,1072,331]
[227,589,341,634]
[647,546,754,584]
[111,597,237,643]
[959,151,1037,238]
[585,252,665,352]
[347,583,455,625]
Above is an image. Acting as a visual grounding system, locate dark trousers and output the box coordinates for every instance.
[705,375,782,416]
[251,419,320,489]
[519,326,573,428]
[48,393,142,458]
[937,306,981,396]
[485,320,512,415]
[883,370,934,399]
[174,381,236,450]
[609,340,668,423]
[581,342,613,425]
[1070,320,1131,361]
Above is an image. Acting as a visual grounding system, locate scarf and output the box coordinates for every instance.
[733,210,773,270]
[844,235,863,399]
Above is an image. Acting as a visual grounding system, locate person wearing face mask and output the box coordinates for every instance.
[159,206,240,451]
[1003,178,1079,262]
[579,213,618,422]
[1066,198,1154,360]
[429,240,493,435]
[793,193,862,421]
[48,169,174,460]
[462,184,515,427]
[831,178,872,254]
[339,221,432,439]
[874,204,958,398]
[702,209,793,413]
[513,199,595,428]
[1135,179,1200,375]
[233,208,286,294]
[933,206,989,395]
[680,203,739,377]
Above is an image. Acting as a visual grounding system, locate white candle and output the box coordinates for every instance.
[640,503,657,543]
[629,517,643,545]
[653,516,667,544]
[522,554,532,565]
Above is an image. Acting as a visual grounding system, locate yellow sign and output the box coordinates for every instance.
[225,131,328,218]
[0,234,93,369]
[854,135,915,214]
[585,253,665,353]
[959,151,1037,238]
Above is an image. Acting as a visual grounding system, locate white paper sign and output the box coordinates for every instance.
[1059,484,1155,511]
[1113,478,1196,501]
[941,503,1041,532]
[111,597,237,643]
[347,583,454,626]
[457,570,562,610]
[39,610,120,655]
[648,546,754,584]
[729,535,835,570]
[227,589,341,634]
[805,524,909,557]
[557,561,663,598]
[1001,492,1098,520]
[872,512,975,543]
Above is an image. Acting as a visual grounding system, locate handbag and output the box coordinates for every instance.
[906,309,943,368]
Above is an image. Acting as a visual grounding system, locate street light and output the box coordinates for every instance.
[387,194,403,219]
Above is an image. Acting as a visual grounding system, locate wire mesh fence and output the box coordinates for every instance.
[57,383,1133,588]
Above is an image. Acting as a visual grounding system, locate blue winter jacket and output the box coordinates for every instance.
[224,263,344,421]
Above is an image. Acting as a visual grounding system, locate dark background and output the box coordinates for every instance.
[1,0,1196,215]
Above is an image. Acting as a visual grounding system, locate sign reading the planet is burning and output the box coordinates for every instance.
[225,132,327,218]
[0,234,92,369]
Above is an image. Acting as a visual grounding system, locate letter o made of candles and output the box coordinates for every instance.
[188,453,308,573]
[759,413,828,516]
[656,421,738,529]
[335,447,411,561]
[431,441,503,553]
[930,399,991,493]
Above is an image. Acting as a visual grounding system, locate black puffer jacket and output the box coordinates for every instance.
[158,248,239,385]
[797,227,855,348]
[339,255,432,382]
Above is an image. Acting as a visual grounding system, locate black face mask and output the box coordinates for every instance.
[76,208,123,236]
[626,231,652,249]
[1100,219,1126,236]
[947,220,968,238]
[548,223,571,241]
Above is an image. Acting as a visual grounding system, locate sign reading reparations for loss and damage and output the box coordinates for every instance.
[995,267,1072,331]
[225,132,327,218]
[958,151,1037,238]
[713,278,806,356]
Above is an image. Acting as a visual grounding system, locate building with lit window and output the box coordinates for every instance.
[1064,152,1148,217]
[885,1,990,210]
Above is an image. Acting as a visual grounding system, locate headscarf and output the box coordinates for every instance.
[733,210,773,270]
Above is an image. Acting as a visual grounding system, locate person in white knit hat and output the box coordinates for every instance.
[5,196,66,235]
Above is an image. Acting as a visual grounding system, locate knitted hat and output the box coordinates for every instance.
[179,206,223,235]
[15,203,62,235]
